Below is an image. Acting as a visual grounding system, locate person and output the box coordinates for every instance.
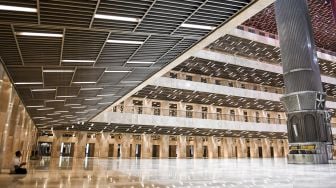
[11,151,27,174]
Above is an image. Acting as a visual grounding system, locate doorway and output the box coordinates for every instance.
[108,144,114,157]
[270,147,274,158]
[117,144,121,158]
[38,142,52,156]
[186,145,194,158]
[169,145,177,158]
[60,142,74,157]
[218,146,221,158]
[203,146,208,158]
[85,143,95,157]
[152,145,160,158]
[247,146,251,158]
[135,144,141,158]
[258,147,263,158]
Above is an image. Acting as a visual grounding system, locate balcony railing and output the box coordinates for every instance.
[113,105,287,125]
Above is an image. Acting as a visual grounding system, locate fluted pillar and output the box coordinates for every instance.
[178,135,186,158]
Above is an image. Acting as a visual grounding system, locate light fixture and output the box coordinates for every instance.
[15,82,43,85]
[104,70,132,73]
[0,5,37,12]
[64,104,81,106]
[98,102,113,105]
[71,106,86,109]
[45,100,64,102]
[180,23,215,30]
[120,80,142,84]
[84,98,102,101]
[80,87,103,91]
[97,94,114,97]
[94,14,140,22]
[16,32,63,38]
[26,105,44,108]
[32,117,46,119]
[56,96,77,98]
[31,89,56,92]
[55,111,69,113]
[37,108,54,111]
[126,61,155,64]
[43,69,74,73]
[106,40,143,45]
[72,82,96,84]
[61,60,95,63]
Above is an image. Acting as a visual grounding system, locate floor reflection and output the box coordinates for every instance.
[1,157,336,187]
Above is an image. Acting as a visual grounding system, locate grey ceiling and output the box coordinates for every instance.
[0,0,252,128]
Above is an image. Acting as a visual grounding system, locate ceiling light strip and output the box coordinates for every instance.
[106,40,143,45]
[0,5,37,12]
[94,14,140,22]
[16,32,63,37]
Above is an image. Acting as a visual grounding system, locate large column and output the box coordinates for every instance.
[178,135,186,158]
[121,134,131,158]
[223,137,233,158]
[97,133,109,158]
[194,136,203,158]
[250,139,259,158]
[208,136,218,158]
[160,135,169,158]
[142,134,152,158]
[275,0,333,164]
[262,138,271,158]
[51,132,62,158]
[237,138,247,158]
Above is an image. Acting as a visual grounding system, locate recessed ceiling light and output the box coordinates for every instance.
[37,108,54,111]
[43,69,75,73]
[80,88,103,91]
[98,102,113,105]
[64,104,81,106]
[97,94,115,97]
[72,106,86,109]
[84,98,102,101]
[15,82,43,85]
[26,105,44,108]
[16,32,63,38]
[55,111,69,113]
[72,82,96,84]
[120,80,142,84]
[61,60,95,63]
[126,61,155,64]
[180,23,215,30]
[106,40,143,45]
[45,100,65,102]
[31,89,56,92]
[32,117,46,119]
[104,70,132,73]
[0,5,37,12]
[94,14,140,22]
[56,96,77,98]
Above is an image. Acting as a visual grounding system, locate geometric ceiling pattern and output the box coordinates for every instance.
[243,0,336,53]
[173,57,336,100]
[208,35,336,78]
[0,0,252,128]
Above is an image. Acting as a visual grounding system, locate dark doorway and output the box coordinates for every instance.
[218,146,221,158]
[135,144,141,158]
[169,145,177,158]
[38,142,52,156]
[247,147,251,158]
[203,146,208,158]
[108,144,114,157]
[235,146,238,158]
[270,147,274,158]
[61,142,74,157]
[281,147,285,157]
[85,143,95,157]
[130,144,132,158]
[186,145,194,158]
[117,144,121,158]
[152,145,160,158]
[258,147,263,158]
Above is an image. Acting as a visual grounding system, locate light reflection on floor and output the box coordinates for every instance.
[1,157,336,187]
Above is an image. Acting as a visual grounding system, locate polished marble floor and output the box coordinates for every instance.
[1,157,336,188]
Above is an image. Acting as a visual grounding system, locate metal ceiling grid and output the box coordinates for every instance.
[39,0,98,27]
[0,0,37,24]
[0,25,23,65]
[0,0,254,129]
[62,29,108,62]
[135,0,204,34]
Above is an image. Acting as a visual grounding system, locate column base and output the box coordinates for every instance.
[287,142,330,164]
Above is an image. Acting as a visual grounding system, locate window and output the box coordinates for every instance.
[241,84,245,89]
[186,75,193,81]
[256,112,260,123]
[228,82,233,87]
[202,107,208,119]
[169,103,177,117]
[170,72,177,79]
[201,77,207,83]
[267,113,271,124]
[133,100,143,114]
[215,80,221,85]
[152,102,161,116]
[253,86,257,90]
[278,114,282,124]
[216,108,222,120]
[244,111,248,122]
[230,110,235,121]
[186,105,193,118]
[264,87,268,92]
